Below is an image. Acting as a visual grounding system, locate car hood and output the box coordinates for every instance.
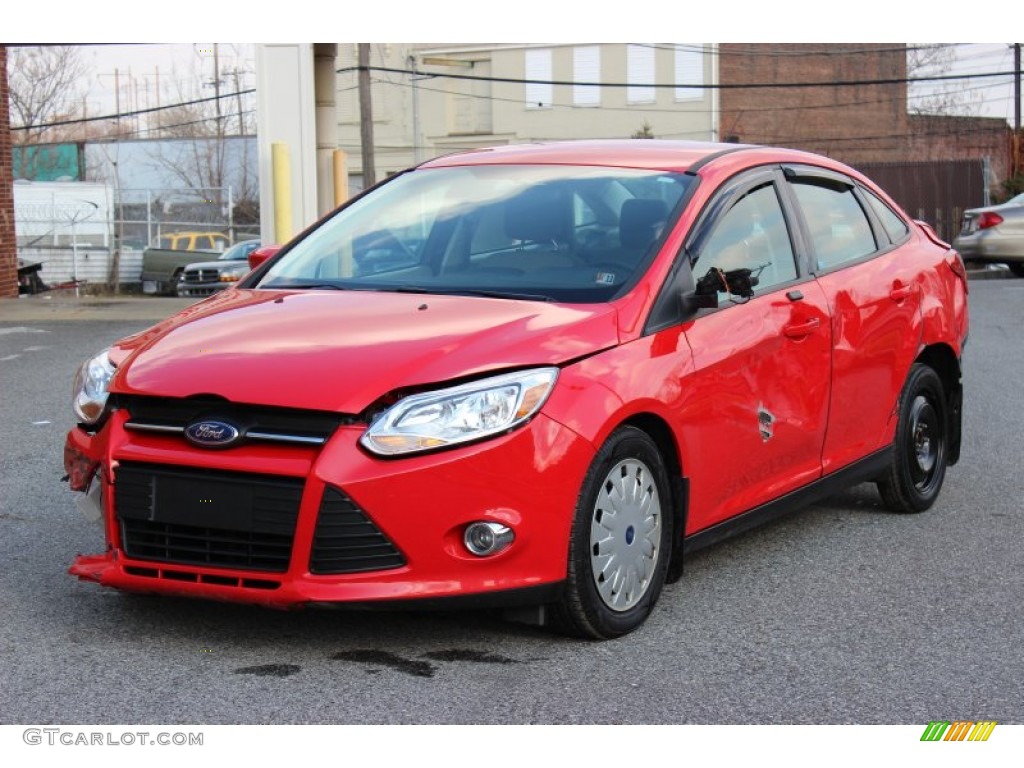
[182,259,247,271]
[111,289,619,413]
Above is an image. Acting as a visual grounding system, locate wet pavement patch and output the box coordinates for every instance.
[333,650,435,678]
[423,649,517,664]
[234,664,302,677]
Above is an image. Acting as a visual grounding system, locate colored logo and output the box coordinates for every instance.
[920,721,997,742]
[184,420,241,448]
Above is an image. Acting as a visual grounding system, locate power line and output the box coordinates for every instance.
[340,64,1019,91]
[10,87,256,132]
[372,74,1016,121]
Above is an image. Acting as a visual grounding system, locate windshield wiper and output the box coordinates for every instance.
[390,286,554,302]
[261,280,347,291]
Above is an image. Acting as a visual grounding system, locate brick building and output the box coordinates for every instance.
[1,45,16,298]
[718,43,1011,186]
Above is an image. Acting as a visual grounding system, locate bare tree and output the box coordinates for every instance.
[907,44,982,117]
[143,60,258,236]
[7,46,89,144]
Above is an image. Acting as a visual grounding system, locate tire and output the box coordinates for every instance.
[877,364,948,513]
[1008,263,1024,278]
[551,426,673,639]
[167,270,184,297]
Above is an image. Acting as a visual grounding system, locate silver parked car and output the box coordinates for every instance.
[953,192,1024,277]
[177,240,261,298]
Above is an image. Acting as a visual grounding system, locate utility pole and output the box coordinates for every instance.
[114,67,121,136]
[213,43,224,140]
[358,43,376,188]
[1014,42,1021,177]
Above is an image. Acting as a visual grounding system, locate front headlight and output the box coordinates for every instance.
[72,349,115,425]
[360,367,559,456]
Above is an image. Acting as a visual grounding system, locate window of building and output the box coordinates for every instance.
[627,44,656,104]
[525,48,552,109]
[573,46,601,106]
[674,45,704,102]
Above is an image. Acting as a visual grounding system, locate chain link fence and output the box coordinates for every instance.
[14,183,258,292]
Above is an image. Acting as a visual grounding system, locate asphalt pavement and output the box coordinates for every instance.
[0,278,1022,725]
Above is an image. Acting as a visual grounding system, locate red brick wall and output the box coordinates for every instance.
[719,44,909,165]
[907,114,1012,187]
[718,43,1013,190]
[0,46,16,298]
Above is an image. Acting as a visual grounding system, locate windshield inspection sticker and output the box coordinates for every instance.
[595,272,616,285]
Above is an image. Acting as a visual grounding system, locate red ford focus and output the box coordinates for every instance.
[65,141,969,638]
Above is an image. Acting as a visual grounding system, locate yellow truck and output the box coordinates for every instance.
[140,232,230,295]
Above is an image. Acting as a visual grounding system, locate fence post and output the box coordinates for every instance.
[146,189,153,247]
[228,185,235,243]
[982,156,991,207]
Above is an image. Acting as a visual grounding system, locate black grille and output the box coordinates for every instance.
[117,395,353,446]
[183,268,220,283]
[310,487,405,574]
[116,462,303,572]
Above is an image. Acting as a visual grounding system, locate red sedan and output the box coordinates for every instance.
[65,141,969,638]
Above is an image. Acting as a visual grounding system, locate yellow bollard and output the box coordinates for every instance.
[271,142,293,243]
[333,150,350,207]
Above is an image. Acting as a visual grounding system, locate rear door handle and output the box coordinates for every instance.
[783,317,821,339]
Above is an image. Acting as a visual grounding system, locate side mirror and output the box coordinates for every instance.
[683,292,719,312]
[248,245,281,270]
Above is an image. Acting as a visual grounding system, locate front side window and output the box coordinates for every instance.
[792,181,877,271]
[692,183,798,299]
[257,165,693,303]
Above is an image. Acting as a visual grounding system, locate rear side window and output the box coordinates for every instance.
[863,189,910,244]
[792,181,877,271]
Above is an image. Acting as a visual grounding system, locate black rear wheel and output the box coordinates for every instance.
[877,364,948,513]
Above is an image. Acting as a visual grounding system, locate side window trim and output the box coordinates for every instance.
[782,170,883,276]
[856,184,912,251]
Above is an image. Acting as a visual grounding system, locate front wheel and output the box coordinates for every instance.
[877,364,948,513]
[1008,262,1024,278]
[552,426,673,639]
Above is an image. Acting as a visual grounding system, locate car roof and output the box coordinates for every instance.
[418,139,846,175]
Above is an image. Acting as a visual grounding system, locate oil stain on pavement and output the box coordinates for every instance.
[334,648,520,677]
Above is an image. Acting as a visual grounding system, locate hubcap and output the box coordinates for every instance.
[908,395,940,491]
[590,458,662,612]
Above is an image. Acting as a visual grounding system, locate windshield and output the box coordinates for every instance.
[257,165,692,302]
[220,240,260,260]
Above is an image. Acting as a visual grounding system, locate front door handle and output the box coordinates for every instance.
[783,317,821,339]
[890,284,912,302]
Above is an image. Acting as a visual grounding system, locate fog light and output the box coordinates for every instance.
[463,522,515,557]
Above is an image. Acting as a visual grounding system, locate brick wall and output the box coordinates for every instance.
[718,44,1011,179]
[0,46,16,298]
[907,114,1012,185]
[719,44,910,165]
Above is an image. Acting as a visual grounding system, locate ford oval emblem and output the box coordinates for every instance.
[184,419,241,448]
